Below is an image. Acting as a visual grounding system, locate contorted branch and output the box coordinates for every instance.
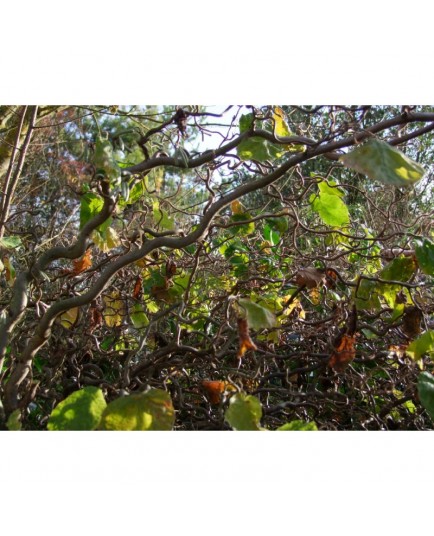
[0,182,116,404]
[3,109,434,416]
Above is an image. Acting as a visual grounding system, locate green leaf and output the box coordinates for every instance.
[6,409,22,431]
[276,420,318,431]
[237,137,271,162]
[238,298,277,330]
[265,216,289,234]
[224,393,263,431]
[230,213,255,236]
[381,256,417,281]
[263,224,280,246]
[237,113,271,162]
[131,304,149,329]
[317,179,345,198]
[415,238,434,276]
[311,192,350,227]
[47,387,107,431]
[355,256,417,311]
[406,331,434,361]
[340,138,425,187]
[99,389,175,431]
[0,236,22,249]
[417,372,434,421]
[80,192,104,229]
[153,200,175,230]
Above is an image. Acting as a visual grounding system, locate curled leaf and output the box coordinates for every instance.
[295,267,326,289]
[201,380,234,405]
[328,333,356,372]
[237,317,258,358]
[402,306,423,339]
[132,276,143,299]
[73,250,92,275]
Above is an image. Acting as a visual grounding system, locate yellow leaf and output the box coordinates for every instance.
[231,200,244,215]
[59,307,79,329]
[103,292,125,327]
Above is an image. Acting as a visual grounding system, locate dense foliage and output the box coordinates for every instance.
[1,104,433,430]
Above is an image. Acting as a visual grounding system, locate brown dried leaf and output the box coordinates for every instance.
[73,250,92,275]
[201,381,228,405]
[294,267,325,289]
[328,333,356,372]
[150,277,171,301]
[132,276,143,300]
[89,307,103,333]
[237,317,258,358]
[165,259,177,279]
[402,306,423,339]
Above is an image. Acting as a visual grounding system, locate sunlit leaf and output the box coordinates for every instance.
[238,298,277,330]
[92,226,120,252]
[381,256,417,281]
[272,107,305,152]
[99,389,175,431]
[131,304,149,329]
[317,180,345,198]
[58,307,79,329]
[276,420,318,431]
[230,213,255,236]
[311,192,350,227]
[417,372,434,421]
[340,138,425,187]
[47,387,107,431]
[355,256,418,311]
[3,256,15,286]
[0,236,22,249]
[103,292,126,327]
[237,113,271,162]
[406,331,434,361]
[224,393,263,431]
[415,238,434,276]
[80,192,104,229]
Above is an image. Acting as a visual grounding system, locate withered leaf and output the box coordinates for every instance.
[132,276,143,300]
[73,250,92,275]
[201,381,233,405]
[402,306,423,339]
[237,317,258,358]
[165,259,177,279]
[294,267,326,289]
[89,307,103,333]
[328,333,356,372]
